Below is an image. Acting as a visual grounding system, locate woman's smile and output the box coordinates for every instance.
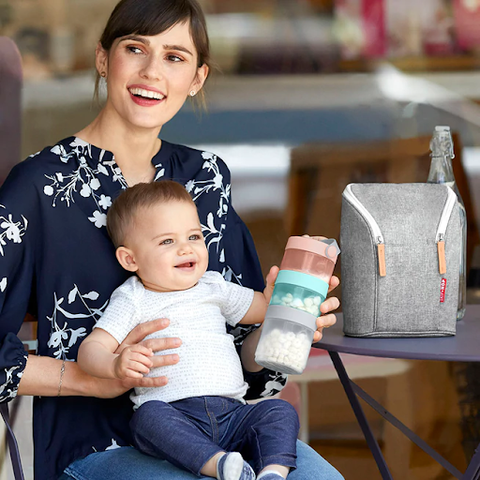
[128,84,166,107]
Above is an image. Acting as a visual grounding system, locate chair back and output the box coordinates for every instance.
[0,36,25,480]
[0,36,23,186]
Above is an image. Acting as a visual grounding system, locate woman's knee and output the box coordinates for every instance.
[295,440,345,480]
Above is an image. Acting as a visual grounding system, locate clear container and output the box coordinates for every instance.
[255,305,316,375]
[269,266,335,318]
[270,283,323,317]
[255,236,340,375]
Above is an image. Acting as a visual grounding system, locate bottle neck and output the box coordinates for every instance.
[427,153,456,186]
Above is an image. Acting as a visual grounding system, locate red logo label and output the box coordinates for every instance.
[440,278,447,303]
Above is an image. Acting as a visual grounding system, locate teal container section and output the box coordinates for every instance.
[270,270,329,317]
[276,269,330,294]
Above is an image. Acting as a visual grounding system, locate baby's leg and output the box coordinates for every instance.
[207,452,255,480]
[130,400,223,477]
[228,399,299,477]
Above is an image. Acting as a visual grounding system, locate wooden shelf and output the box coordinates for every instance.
[339,55,480,73]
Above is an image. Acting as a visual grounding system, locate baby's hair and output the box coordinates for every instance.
[107,180,195,248]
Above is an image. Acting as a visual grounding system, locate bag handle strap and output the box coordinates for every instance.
[0,402,25,480]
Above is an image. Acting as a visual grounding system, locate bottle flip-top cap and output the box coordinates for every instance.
[285,236,340,263]
[431,126,454,159]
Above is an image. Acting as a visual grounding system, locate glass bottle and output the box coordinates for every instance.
[427,126,467,320]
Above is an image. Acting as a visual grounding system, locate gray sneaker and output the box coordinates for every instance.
[217,452,256,480]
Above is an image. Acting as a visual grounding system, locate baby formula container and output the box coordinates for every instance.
[255,236,340,374]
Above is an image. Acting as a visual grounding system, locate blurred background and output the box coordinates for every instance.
[3,0,480,478]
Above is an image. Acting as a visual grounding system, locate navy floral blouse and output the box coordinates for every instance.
[0,137,287,480]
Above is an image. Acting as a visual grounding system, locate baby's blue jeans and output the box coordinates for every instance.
[130,396,299,475]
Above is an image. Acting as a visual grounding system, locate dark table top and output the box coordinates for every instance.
[314,304,480,362]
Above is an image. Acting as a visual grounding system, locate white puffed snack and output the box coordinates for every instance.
[272,293,322,317]
[256,329,312,374]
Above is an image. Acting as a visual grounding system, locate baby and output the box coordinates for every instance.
[78,180,299,480]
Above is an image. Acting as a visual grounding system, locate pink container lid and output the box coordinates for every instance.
[285,236,340,263]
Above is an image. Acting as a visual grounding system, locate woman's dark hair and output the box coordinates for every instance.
[94,0,211,107]
[107,180,196,248]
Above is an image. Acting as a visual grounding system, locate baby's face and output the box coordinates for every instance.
[125,200,208,292]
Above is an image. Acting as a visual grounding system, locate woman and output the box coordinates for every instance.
[0,1,343,479]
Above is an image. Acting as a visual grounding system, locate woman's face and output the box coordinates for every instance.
[96,21,208,131]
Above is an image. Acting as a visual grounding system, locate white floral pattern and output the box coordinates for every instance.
[222,265,243,285]
[193,152,230,219]
[201,211,225,254]
[42,138,127,228]
[47,284,108,360]
[260,373,287,397]
[0,205,28,256]
[188,151,239,283]
[98,194,112,210]
[0,363,26,401]
[88,211,107,228]
[153,163,165,181]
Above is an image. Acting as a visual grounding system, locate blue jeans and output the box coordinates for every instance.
[130,397,299,475]
[61,442,344,480]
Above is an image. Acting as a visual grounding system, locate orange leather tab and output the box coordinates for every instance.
[377,244,386,277]
[437,241,446,275]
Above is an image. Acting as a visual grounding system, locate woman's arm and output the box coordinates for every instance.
[0,163,42,401]
[18,318,181,398]
[18,355,110,397]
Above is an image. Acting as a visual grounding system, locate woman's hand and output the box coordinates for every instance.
[115,318,181,389]
[313,274,340,342]
[87,318,182,398]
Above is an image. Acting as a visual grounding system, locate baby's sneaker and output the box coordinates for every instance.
[217,452,256,480]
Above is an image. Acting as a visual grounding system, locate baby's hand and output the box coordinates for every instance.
[113,344,153,379]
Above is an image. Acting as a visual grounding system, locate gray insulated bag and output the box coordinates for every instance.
[340,183,461,337]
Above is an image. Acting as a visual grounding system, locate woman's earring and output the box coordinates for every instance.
[100,71,106,78]
[190,90,196,97]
